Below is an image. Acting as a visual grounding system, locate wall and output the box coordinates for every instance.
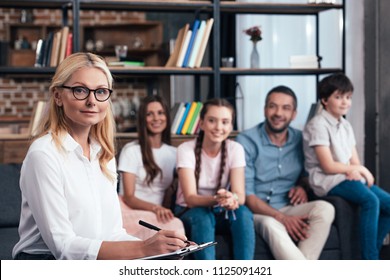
[0,8,149,133]
[364,0,390,192]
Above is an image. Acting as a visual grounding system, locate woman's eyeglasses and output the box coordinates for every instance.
[61,85,112,102]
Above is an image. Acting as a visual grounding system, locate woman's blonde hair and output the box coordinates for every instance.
[35,52,116,181]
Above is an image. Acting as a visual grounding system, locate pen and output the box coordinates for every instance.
[139,220,161,231]
[138,220,191,245]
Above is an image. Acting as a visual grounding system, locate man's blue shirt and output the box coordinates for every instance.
[236,122,305,209]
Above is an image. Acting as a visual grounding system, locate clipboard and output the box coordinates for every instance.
[138,241,217,260]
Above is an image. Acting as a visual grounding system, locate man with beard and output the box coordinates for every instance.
[236,85,335,260]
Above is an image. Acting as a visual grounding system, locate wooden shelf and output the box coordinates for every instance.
[220,2,343,14]
[0,0,74,9]
[79,0,213,12]
[0,67,56,77]
[0,66,214,77]
[0,0,345,98]
[220,68,343,76]
[0,66,344,77]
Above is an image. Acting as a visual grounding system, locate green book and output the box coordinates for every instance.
[187,102,202,135]
[108,61,145,67]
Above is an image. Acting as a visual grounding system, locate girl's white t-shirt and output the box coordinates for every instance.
[118,142,177,205]
[175,139,246,207]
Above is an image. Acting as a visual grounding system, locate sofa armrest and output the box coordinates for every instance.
[0,164,22,227]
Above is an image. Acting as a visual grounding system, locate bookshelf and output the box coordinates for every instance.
[0,0,345,99]
[6,23,68,67]
[0,0,346,160]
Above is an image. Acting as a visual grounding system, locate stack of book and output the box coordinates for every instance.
[165,18,214,68]
[289,55,320,69]
[34,26,72,67]
[170,102,203,135]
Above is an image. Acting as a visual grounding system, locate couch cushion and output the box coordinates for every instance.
[0,164,22,227]
[0,227,19,260]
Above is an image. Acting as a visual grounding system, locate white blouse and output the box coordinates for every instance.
[12,133,138,260]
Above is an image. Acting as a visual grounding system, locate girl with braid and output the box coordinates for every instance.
[174,98,255,260]
[118,95,185,239]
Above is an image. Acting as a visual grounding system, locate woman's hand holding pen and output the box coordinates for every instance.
[142,229,189,255]
[138,220,194,258]
[215,189,239,210]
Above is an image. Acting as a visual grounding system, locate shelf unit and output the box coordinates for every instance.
[0,0,79,52]
[0,0,345,99]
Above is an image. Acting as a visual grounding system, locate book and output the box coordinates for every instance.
[165,23,190,67]
[192,115,202,135]
[182,19,200,67]
[176,102,191,134]
[289,55,319,68]
[187,102,202,135]
[108,61,145,67]
[289,55,319,63]
[194,18,214,68]
[50,30,62,67]
[34,39,44,67]
[58,26,70,64]
[290,62,319,68]
[187,20,206,68]
[138,241,217,260]
[175,30,192,67]
[28,101,47,137]
[65,32,73,58]
[171,102,186,134]
[170,102,182,125]
[180,101,198,134]
[43,32,53,67]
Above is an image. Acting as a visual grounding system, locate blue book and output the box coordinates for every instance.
[182,19,200,67]
[176,102,191,134]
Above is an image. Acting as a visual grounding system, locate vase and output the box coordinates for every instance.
[250,41,260,68]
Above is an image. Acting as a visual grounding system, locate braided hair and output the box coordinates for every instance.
[194,98,235,191]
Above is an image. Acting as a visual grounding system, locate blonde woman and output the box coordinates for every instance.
[12,53,188,260]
